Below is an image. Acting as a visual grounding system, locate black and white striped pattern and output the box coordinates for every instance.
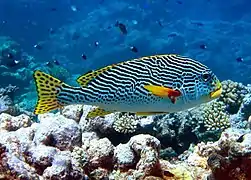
[57,54,214,111]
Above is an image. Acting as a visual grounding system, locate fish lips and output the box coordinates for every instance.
[210,86,222,99]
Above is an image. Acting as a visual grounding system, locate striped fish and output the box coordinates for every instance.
[33,54,222,118]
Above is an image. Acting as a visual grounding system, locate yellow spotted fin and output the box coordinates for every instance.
[87,107,114,118]
[136,112,167,116]
[33,70,64,114]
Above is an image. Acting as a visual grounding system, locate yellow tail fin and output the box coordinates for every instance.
[33,70,63,114]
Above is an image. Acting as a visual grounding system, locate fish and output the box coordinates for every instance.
[168,33,177,38]
[70,5,78,12]
[34,44,43,50]
[94,41,99,46]
[200,44,207,49]
[33,54,222,118]
[130,46,138,53]
[176,0,183,4]
[50,7,57,12]
[236,57,244,62]
[6,53,14,59]
[81,54,87,60]
[115,21,127,35]
[156,20,163,27]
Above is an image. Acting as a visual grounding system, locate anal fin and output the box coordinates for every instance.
[87,107,114,118]
[136,112,168,116]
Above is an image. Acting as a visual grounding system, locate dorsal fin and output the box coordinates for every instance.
[77,64,115,87]
[138,54,178,61]
[76,54,178,87]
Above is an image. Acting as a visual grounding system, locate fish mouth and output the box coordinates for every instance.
[210,81,222,99]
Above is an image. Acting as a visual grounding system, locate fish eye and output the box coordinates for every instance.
[202,72,211,81]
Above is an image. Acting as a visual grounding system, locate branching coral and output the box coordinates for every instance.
[112,113,139,134]
[218,80,248,114]
[0,85,19,115]
[71,146,89,170]
[203,101,230,131]
[0,84,18,96]
[0,95,10,113]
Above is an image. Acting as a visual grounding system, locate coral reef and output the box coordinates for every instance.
[0,36,22,68]
[1,104,251,180]
[219,80,248,114]
[62,105,83,122]
[0,112,84,179]
[203,101,230,131]
[79,105,115,134]
[0,84,19,116]
[35,113,81,150]
[2,0,251,179]
[0,113,31,131]
[152,108,206,156]
[229,94,251,129]
[0,36,36,88]
[186,128,251,180]
[112,112,139,134]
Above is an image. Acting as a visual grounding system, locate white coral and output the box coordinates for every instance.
[113,113,138,134]
[0,113,31,131]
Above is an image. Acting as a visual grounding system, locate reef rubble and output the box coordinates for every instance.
[0,97,251,180]
[0,59,250,179]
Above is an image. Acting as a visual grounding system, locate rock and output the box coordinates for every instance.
[129,134,161,176]
[26,145,58,174]
[129,134,161,155]
[43,151,83,180]
[4,152,41,179]
[113,143,135,169]
[136,146,160,176]
[34,113,81,150]
[85,138,114,169]
[82,131,99,146]
[79,105,115,133]
[139,116,154,129]
[0,138,41,179]
[71,146,89,170]
[187,142,212,169]
[62,105,83,122]
[89,167,109,180]
[0,113,32,131]
[230,94,251,129]
[186,128,251,179]
[0,126,36,156]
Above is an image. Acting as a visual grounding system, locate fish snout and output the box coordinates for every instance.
[210,80,222,99]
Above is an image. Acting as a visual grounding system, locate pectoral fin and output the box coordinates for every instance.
[87,107,114,118]
[144,85,181,103]
[136,112,168,116]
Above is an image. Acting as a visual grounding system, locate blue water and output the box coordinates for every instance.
[1,0,251,84]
